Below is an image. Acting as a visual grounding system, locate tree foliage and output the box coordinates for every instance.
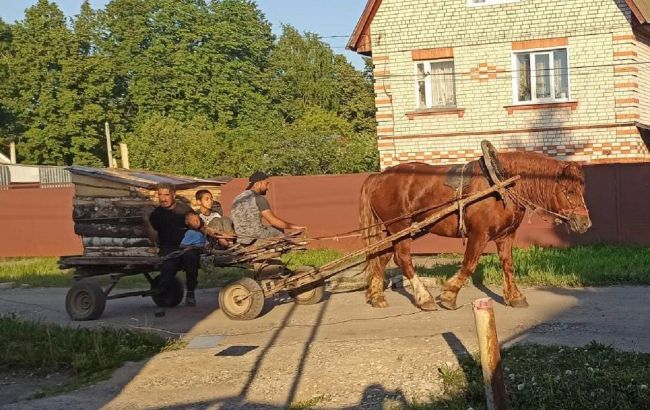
[1,0,378,175]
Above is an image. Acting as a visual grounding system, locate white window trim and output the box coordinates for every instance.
[467,0,522,8]
[413,59,456,110]
[511,46,572,105]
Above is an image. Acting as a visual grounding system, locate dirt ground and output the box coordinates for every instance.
[1,284,649,409]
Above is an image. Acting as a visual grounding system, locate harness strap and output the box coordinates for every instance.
[457,163,467,242]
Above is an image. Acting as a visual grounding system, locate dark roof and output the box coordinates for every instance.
[628,0,650,23]
[67,166,232,190]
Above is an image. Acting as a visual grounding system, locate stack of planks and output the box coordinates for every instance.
[68,166,230,258]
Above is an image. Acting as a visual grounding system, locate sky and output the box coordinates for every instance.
[0,0,367,68]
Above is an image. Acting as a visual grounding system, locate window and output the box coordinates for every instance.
[467,0,522,7]
[415,60,456,109]
[513,48,569,104]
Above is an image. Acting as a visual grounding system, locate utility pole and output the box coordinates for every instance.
[104,121,114,168]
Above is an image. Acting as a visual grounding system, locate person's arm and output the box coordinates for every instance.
[261,209,305,231]
[143,207,159,244]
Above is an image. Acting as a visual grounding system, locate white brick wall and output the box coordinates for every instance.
[366,0,650,168]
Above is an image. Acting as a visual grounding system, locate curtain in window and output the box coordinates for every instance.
[430,61,455,107]
[554,49,569,99]
[417,63,426,109]
[517,54,531,102]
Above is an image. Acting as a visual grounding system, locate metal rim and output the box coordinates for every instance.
[71,289,93,314]
[222,284,253,316]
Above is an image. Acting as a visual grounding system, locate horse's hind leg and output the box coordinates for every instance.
[366,249,392,308]
[496,233,528,308]
[440,232,488,310]
[394,239,437,311]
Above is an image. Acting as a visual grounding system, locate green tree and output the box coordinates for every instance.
[0,19,15,146]
[5,0,75,164]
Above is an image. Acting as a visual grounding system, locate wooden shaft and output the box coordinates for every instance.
[473,298,508,410]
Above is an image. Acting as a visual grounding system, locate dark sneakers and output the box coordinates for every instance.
[185,291,196,307]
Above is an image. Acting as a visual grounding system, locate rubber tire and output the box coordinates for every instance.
[219,277,265,321]
[289,279,326,305]
[66,280,106,321]
[151,276,184,308]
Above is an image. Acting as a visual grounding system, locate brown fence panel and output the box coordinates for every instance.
[220,163,650,254]
[0,187,83,257]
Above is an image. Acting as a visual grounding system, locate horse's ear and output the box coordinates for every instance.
[561,162,584,184]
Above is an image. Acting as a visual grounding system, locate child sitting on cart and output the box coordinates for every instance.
[195,190,235,249]
[180,212,207,249]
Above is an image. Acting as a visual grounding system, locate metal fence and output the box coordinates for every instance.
[0,164,72,188]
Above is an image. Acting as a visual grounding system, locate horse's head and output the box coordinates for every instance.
[550,162,592,234]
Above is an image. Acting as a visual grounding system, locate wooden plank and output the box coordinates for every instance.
[71,174,130,190]
[74,223,147,238]
[75,184,132,198]
[84,247,159,257]
[82,237,154,247]
[73,203,144,220]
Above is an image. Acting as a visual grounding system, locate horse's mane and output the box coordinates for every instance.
[496,152,578,208]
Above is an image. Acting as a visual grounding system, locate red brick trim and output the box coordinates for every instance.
[373,69,390,77]
[383,122,636,140]
[616,113,641,120]
[405,108,465,119]
[412,47,454,61]
[375,98,392,105]
[615,82,639,88]
[614,50,638,58]
[616,128,641,135]
[613,34,636,41]
[614,66,640,73]
[615,98,640,105]
[375,113,394,120]
[591,157,650,164]
[512,37,568,50]
[377,127,394,134]
[374,84,391,91]
[505,101,578,115]
[373,55,390,62]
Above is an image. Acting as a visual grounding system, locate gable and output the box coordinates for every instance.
[348,0,650,54]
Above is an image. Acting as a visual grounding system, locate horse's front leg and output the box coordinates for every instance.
[496,233,528,308]
[394,238,437,311]
[439,232,488,310]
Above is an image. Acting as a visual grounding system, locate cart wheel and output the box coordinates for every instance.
[219,277,265,320]
[66,280,106,321]
[289,279,326,305]
[151,276,184,307]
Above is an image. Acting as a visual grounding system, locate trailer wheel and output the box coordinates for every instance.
[289,279,326,305]
[219,277,264,320]
[66,280,106,321]
[151,276,184,307]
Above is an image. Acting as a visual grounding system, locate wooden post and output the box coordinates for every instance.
[473,298,508,410]
[104,121,114,168]
[119,143,130,169]
[9,142,16,164]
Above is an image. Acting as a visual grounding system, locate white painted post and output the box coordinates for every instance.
[119,143,130,169]
[104,121,114,168]
[9,142,16,164]
[473,298,508,410]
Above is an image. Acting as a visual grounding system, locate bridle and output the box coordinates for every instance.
[508,180,588,225]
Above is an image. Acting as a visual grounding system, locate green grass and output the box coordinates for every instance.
[0,249,343,289]
[407,343,650,410]
[0,315,180,396]
[415,245,650,287]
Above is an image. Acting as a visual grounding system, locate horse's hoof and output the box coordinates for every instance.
[437,297,458,310]
[507,298,529,308]
[369,297,389,308]
[418,299,438,311]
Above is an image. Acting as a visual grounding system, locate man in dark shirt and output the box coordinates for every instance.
[146,183,200,310]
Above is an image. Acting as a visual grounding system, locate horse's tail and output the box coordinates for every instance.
[359,175,385,283]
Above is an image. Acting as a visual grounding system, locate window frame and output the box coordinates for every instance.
[467,0,522,8]
[511,46,572,105]
[413,59,457,110]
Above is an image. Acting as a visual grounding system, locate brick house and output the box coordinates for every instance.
[348,0,650,168]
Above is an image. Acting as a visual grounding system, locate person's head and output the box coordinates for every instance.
[185,211,202,230]
[247,171,270,194]
[156,183,176,208]
[195,189,213,211]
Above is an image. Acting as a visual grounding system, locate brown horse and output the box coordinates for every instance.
[359,151,591,311]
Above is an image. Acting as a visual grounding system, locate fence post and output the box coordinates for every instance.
[9,142,16,164]
[105,121,114,168]
[473,298,508,410]
[119,143,130,169]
